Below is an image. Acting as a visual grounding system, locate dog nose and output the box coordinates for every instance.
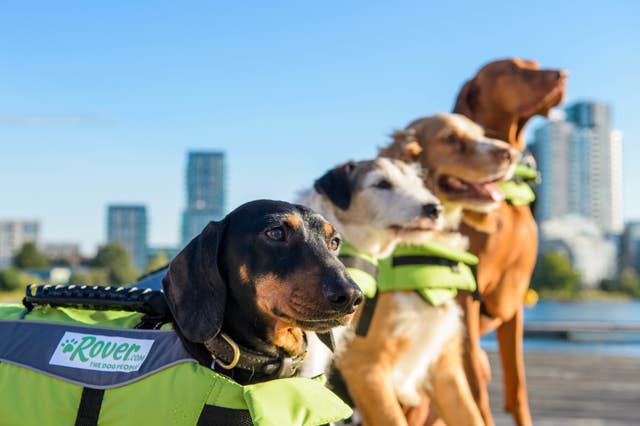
[326,281,363,312]
[422,203,442,219]
[548,70,567,81]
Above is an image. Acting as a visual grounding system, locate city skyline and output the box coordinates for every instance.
[1,2,638,254]
[532,101,623,233]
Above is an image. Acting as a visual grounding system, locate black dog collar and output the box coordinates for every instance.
[203,332,308,380]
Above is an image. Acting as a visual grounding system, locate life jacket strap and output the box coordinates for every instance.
[338,255,379,280]
[355,292,379,338]
[74,387,104,426]
[197,404,252,426]
[392,255,460,271]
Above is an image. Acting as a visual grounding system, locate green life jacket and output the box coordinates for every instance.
[378,241,479,306]
[338,240,478,307]
[498,164,538,206]
[338,242,378,298]
[0,303,352,426]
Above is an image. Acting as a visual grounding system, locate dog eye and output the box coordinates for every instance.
[329,237,341,251]
[374,179,392,190]
[265,227,286,241]
[444,135,457,145]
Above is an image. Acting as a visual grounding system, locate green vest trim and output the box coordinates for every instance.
[378,242,478,306]
[499,164,538,206]
[339,242,378,298]
[0,304,352,426]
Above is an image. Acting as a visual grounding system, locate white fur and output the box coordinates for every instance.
[298,158,442,258]
[298,158,467,408]
[389,295,462,405]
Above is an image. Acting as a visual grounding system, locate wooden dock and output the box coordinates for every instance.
[524,322,640,341]
[488,351,640,425]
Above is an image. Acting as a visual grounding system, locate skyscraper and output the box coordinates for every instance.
[181,151,226,246]
[621,222,640,275]
[531,102,623,233]
[107,205,148,272]
[0,220,40,268]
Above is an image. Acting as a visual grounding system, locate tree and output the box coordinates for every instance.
[69,268,110,286]
[13,242,49,269]
[0,267,39,291]
[146,250,169,273]
[91,242,139,285]
[601,268,640,298]
[531,251,581,293]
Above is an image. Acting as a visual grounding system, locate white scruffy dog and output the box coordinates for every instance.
[298,157,484,426]
[298,157,444,379]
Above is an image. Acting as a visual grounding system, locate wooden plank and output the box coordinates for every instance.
[488,351,640,425]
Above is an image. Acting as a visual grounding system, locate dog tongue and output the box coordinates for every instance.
[470,182,505,202]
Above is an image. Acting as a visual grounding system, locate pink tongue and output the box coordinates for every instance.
[470,182,505,202]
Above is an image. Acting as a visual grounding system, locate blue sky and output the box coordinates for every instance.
[1,1,638,254]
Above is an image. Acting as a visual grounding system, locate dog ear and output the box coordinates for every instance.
[162,220,227,343]
[380,129,423,163]
[453,78,479,118]
[314,161,356,210]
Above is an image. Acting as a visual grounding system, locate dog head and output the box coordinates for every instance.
[163,200,363,354]
[310,158,443,257]
[454,58,567,150]
[380,114,520,213]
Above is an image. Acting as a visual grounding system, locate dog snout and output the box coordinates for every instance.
[325,278,364,313]
[493,146,514,163]
[547,69,567,82]
[422,203,442,219]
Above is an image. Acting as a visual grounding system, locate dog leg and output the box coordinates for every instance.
[403,394,431,426]
[338,336,409,426]
[461,294,495,426]
[337,294,411,426]
[429,337,485,426]
[496,306,531,426]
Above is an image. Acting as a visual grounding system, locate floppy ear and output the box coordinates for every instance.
[314,161,356,211]
[380,129,423,163]
[453,78,479,118]
[162,220,227,343]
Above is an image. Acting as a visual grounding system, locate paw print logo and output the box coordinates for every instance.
[61,338,78,353]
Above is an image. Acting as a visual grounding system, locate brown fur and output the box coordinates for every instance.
[284,214,301,228]
[453,58,566,426]
[255,272,328,355]
[342,114,516,426]
[337,293,413,426]
[238,264,250,283]
[380,114,518,209]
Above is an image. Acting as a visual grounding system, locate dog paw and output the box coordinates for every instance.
[60,338,78,353]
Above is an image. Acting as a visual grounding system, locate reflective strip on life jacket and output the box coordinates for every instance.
[0,305,352,426]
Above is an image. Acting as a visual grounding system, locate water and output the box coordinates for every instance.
[481,300,640,356]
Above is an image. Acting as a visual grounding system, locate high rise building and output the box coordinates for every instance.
[181,151,226,246]
[531,102,623,233]
[0,220,40,268]
[106,205,148,272]
[621,221,640,274]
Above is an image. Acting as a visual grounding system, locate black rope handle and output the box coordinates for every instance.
[22,284,170,317]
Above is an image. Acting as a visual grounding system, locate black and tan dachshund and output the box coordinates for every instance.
[162,199,364,385]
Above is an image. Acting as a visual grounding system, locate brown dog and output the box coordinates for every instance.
[372,114,519,426]
[453,58,567,426]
